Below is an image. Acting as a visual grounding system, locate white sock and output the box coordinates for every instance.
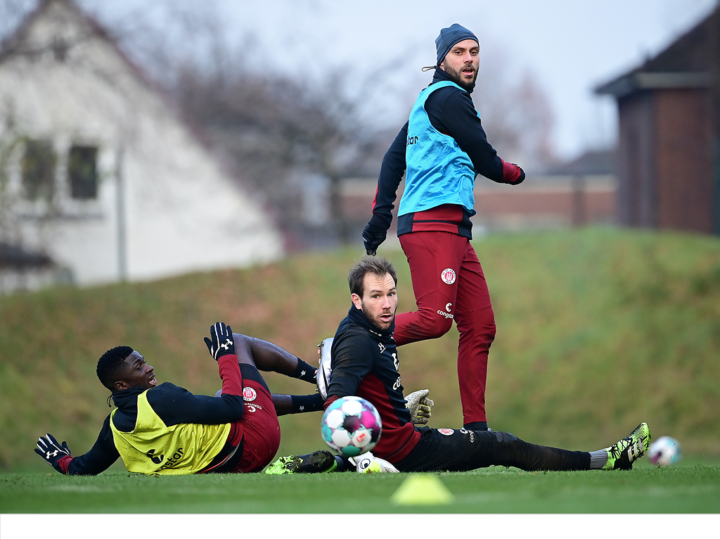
[589,449,609,469]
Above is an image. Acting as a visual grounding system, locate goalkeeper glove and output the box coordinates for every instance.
[405,389,434,425]
[203,322,236,361]
[35,434,72,474]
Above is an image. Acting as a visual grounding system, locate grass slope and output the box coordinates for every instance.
[1,228,720,476]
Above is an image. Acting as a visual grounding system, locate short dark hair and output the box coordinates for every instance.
[97,346,133,390]
[348,257,398,297]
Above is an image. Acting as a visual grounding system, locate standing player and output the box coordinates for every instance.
[362,23,526,431]
[307,258,648,474]
[34,323,326,475]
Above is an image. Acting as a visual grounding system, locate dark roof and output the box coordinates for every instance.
[0,242,54,269]
[595,6,717,97]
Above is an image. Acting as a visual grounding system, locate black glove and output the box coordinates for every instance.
[35,433,71,473]
[362,214,390,256]
[204,322,235,361]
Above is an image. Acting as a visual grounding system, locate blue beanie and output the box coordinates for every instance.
[435,23,478,66]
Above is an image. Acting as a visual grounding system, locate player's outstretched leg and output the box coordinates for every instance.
[264,450,337,474]
[597,422,651,470]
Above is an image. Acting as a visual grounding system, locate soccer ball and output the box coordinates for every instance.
[648,436,682,466]
[321,396,382,457]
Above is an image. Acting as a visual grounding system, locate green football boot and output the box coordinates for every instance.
[264,450,337,474]
[603,422,651,470]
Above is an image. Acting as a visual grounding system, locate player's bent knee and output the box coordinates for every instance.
[418,314,453,339]
[232,334,256,366]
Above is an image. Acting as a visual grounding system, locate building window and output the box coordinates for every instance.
[52,37,68,62]
[21,139,56,200]
[68,145,98,199]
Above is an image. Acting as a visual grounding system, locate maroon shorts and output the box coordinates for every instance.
[229,380,281,473]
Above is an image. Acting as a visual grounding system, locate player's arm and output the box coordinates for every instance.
[324,333,374,408]
[271,392,325,416]
[237,334,317,384]
[429,89,525,185]
[35,416,120,475]
[363,123,408,255]
[151,323,246,425]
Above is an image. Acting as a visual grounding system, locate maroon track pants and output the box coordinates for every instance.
[395,231,496,425]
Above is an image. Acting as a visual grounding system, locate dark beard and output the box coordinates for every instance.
[361,304,393,331]
[444,63,477,90]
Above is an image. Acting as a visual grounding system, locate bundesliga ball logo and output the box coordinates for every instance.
[321,396,382,457]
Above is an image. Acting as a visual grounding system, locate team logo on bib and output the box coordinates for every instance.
[438,428,454,436]
[243,387,257,401]
[441,268,456,285]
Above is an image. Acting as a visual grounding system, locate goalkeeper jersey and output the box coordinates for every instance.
[326,306,421,463]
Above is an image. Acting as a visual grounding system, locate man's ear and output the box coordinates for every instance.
[439,60,445,71]
[351,293,362,310]
[114,380,128,392]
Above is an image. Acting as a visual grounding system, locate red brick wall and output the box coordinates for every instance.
[342,177,616,231]
[617,92,657,227]
[654,89,714,233]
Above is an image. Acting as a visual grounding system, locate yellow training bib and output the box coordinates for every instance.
[110,390,231,475]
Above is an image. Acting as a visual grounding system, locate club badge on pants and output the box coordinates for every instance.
[441,268,456,285]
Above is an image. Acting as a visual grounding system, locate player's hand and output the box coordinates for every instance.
[406,389,434,425]
[362,214,389,256]
[500,160,525,185]
[510,163,525,184]
[35,434,71,473]
[204,322,236,361]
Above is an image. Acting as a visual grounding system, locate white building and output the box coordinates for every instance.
[0,0,284,290]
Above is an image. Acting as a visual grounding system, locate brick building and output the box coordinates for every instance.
[596,7,720,235]
[341,149,617,242]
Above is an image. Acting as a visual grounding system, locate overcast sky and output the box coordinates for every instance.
[51,0,720,159]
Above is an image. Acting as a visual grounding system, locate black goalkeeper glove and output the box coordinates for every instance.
[362,214,390,256]
[35,433,72,473]
[203,322,236,361]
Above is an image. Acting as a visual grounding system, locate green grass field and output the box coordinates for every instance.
[2,458,719,513]
[1,228,720,517]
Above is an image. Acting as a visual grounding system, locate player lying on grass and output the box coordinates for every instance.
[267,257,651,474]
[34,323,330,475]
[35,320,434,475]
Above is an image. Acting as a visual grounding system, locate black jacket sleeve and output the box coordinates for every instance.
[327,332,375,398]
[147,383,245,427]
[65,415,120,475]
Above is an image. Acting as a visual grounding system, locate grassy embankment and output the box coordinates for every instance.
[1,228,719,473]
